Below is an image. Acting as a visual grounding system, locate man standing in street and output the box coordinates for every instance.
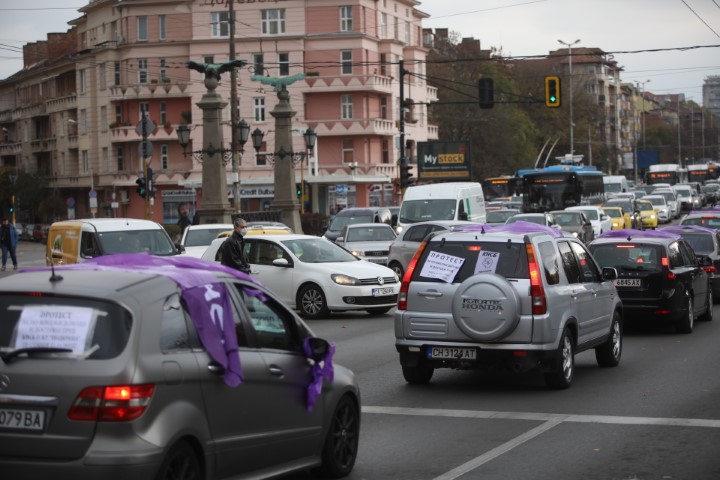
[0,217,19,271]
[176,202,192,241]
[221,217,251,274]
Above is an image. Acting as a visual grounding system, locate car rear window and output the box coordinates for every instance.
[681,216,720,228]
[0,294,132,360]
[589,244,664,272]
[412,240,529,283]
[677,233,714,255]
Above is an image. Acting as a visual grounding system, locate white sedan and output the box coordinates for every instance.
[202,234,399,319]
[179,223,233,258]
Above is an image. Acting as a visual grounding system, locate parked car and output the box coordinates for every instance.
[504,212,558,227]
[203,234,400,319]
[178,223,233,258]
[335,223,397,265]
[20,223,34,241]
[0,255,360,479]
[550,210,594,243]
[661,225,720,302]
[589,229,712,333]
[387,220,474,278]
[642,195,671,224]
[485,208,520,226]
[565,206,613,237]
[32,224,49,243]
[395,222,623,389]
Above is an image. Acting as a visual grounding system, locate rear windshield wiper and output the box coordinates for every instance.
[1,347,73,364]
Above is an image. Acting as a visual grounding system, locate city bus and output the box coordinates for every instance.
[481,176,523,200]
[522,167,605,213]
[645,164,687,185]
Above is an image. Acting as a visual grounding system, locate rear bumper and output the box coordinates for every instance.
[619,290,686,321]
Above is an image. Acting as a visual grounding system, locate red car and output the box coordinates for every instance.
[32,224,49,243]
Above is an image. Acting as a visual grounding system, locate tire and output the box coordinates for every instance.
[155,440,203,480]
[314,395,360,478]
[402,364,434,385]
[544,328,574,389]
[388,261,404,279]
[699,290,713,322]
[676,295,694,334]
[298,284,330,320]
[595,311,622,367]
[366,306,392,315]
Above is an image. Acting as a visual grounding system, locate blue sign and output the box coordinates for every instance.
[335,184,348,195]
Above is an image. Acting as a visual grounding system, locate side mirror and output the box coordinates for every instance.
[458,212,468,221]
[602,267,618,281]
[600,214,608,220]
[699,255,713,267]
[306,337,330,361]
[336,236,344,243]
[391,214,398,227]
[272,258,291,267]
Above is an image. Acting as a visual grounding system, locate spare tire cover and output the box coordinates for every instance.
[451,273,521,341]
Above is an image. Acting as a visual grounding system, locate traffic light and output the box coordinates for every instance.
[136,176,147,198]
[146,167,154,198]
[478,78,494,109]
[296,183,302,199]
[545,76,561,107]
[400,159,412,189]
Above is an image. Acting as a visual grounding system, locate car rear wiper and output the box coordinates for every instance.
[1,347,73,364]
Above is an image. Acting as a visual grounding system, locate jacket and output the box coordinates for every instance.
[220,231,250,273]
[1,223,18,249]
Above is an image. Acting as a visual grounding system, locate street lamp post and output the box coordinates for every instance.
[558,39,580,155]
[634,80,650,184]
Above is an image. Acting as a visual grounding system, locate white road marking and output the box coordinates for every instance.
[362,406,720,480]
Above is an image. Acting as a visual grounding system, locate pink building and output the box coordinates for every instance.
[0,0,437,224]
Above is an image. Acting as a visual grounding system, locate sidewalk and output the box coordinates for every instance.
[0,241,47,277]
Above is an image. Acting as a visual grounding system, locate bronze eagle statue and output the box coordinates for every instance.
[186,60,247,80]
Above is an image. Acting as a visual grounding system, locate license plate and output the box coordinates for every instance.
[372,287,395,296]
[367,258,386,264]
[614,278,641,287]
[428,347,477,360]
[0,408,45,432]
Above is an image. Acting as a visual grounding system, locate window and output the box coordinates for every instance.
[139,102,150,119]
[405,21,411,44]
[380,13,387,38]
[380,96,388,119]
[558,241,582,284]
[82,150,90,174]
[159,58,167,80]
[570,242,600,283]
[114,62,121,86]
[138,58,148,84]
[204,55,214,65]
[261,9,285,35]
[137,16,148,42]
[160,102,167,124]
[160,294,191,352]
[668,242,683,269]
[234,282,302,352]
[253,53,264,76]
[255,140,267,166]
[211,11,230,37]
[394,16,399,40]
[278,52,289,76]
[102,147,108,173]
[380,53,387,76]
[159,15,167,41]
[99,63,106,90]
[341,94,353,119]
[342,138,354,163]
[341,50,352,75]
[340,6,353,31]
[100,106,107,132]
[406,225,431,243]
[382,138,389,164]
[538,242,561,285]
[678,241,697,267]
[79,69,87,93]
[253,97,266,122]
[116,146,124,171]
[115,105,122,124]
[161,145,169,169]
[80,109,88,134]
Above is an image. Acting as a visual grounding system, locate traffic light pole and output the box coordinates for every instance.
[398,60,408,198]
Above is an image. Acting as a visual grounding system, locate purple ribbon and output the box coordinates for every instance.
[456,221,566,238]
[302,337,336,411]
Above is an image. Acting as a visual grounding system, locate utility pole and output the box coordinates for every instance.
[229,0,241,214]
[398,59,410,198]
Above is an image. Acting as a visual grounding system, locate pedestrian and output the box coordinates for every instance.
[176,202,192,239]
[1,217,19,271]
[220,217,251,274]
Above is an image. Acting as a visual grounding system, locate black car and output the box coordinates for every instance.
[550,210,594,243]
[589,229,713,333]
[661,225,720,302]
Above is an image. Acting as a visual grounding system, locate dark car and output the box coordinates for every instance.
[485,208,520,226]
[661,225,720,302]
[679,210,720,229]
[324,207,393,242]
[702,183,720,204]
[589,229,713,333]
[550,210,594,243]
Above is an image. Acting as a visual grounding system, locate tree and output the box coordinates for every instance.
[0,168,51,223]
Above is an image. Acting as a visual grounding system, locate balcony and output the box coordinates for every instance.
[304,74,395,94]
[46,94,77,113]
[109,123,181,144]
[0,141,21,156]
[30,138,56,153]
[312,118,396,137]
[108,81,192,101]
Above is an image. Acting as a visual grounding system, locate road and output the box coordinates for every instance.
[9,230,720,479]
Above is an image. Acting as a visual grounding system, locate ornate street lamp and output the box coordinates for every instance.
[176,119,251,164]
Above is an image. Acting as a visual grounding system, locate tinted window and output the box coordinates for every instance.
[160,293,192,351]
[558,241,582,284]
[668,242,683,269]
[537,241,560,285]
[80,231,100,258]
[678,241,697,266]
[405,225,431,242]
[486,210,517,223]
[98,229,176,255]
[590,243,663,272]
[570,242,600,283]
[578,209,598,220]
[400,199,457,223]
[679,233,714,255]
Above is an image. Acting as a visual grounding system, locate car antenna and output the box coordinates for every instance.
[47,257,63,283]
[627,235,632,241]
[481,225,485,234]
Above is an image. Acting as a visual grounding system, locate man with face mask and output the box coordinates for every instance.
[220,217,251,274]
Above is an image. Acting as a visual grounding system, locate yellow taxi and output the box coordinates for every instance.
[602,207,629,230]
[215,225,293,238]
[635,199,658,229]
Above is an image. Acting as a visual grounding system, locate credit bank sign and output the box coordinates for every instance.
[416,141,472,182]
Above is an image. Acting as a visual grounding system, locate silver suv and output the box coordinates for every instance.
[395,222,623,389]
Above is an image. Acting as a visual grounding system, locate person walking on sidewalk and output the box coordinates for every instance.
[1,217,19,271]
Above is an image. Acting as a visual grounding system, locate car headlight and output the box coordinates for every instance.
[332,274,361,286]
[350,250,364,257]
[650,214,656,219]
[572,232,578,237]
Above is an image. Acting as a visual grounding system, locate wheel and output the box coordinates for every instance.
[155,440,203,480]
[676,295,694,334]
[298,283,330,320]
[388,261,404,279]
[699,290,713,322]
[544,328,574,389]
[314,395,360,478]
[595,311,622,367]
[366,306,392,315]
[401,364,434,385]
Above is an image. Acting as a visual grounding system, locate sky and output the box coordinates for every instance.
[0,0,719,104]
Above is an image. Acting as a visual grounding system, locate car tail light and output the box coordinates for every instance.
[397,240,429,311]
[526,243,546,315]
[703,265,716,273]
[660,257,677,280]
[69,384,155,421]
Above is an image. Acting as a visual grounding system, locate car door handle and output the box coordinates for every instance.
[268,365,284,377]
[419,290,443,298]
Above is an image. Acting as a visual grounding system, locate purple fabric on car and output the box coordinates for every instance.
[456,221,565,238]
[302,336,336,412]
[661,225,718,236]
[597,229,680,240]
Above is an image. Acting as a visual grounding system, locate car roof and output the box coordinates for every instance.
[593,229,681,243]
[345,223,394,228]
[51,218,164,232]
[185,223,233,231]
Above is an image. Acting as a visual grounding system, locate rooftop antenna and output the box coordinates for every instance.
[47,257,63,283]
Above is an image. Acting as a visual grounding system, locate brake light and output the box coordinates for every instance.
[69,384,155,421]
[526,243,546,315]
[398,240,429,311]
[703,265,716,273]
[661,257,669,267]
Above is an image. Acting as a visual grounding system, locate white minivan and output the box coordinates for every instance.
[397,182,486,232]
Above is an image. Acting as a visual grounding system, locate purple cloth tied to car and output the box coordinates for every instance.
[302,337,336,412]
[456,221,566,238]
[597,229,680,240]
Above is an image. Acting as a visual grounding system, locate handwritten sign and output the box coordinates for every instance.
[475,250,500,274]
[419,251,465,283]
[15,306,94,353]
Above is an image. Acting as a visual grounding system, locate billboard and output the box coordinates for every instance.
[416,141,472,182]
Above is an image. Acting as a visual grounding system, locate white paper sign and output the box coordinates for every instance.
[15,306,94,353]
[475,250,500,274]
[419,251,465,283]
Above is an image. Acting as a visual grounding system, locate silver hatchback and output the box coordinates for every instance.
[0,255,360,479]
[395,222,623,389]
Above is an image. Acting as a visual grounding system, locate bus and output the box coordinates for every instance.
[481,176,523,200]
[687,163,717,183]
[522,168,605,213]
[645,164,687,185]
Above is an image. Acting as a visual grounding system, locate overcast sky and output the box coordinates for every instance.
[1,0,718,103]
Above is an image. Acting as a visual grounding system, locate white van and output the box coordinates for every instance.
[603,175,629,197]
[397,182,486,232]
